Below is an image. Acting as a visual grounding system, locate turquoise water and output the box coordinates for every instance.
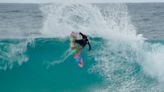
[0,38,103,92]
[1,38,164,92]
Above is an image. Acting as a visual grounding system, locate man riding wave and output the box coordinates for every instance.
[69,32,91,67]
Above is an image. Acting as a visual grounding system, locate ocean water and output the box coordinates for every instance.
[0,3,164,92]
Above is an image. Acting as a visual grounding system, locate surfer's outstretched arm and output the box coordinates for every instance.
[79,32,91,51]
[79,32,87,39]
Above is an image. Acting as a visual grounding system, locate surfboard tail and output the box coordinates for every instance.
[78,58,84,68]
[75,56,84,68]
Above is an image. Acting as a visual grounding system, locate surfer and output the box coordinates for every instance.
[75,32,91,52]
[70,32,91,67]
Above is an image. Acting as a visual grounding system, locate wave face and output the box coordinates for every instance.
[1,3,164,92]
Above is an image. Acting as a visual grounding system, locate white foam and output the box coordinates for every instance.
[0,39,29,70]
[142,43,164,82]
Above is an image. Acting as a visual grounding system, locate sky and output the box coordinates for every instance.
[0,0,164,3]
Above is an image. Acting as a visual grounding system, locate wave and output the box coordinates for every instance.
[1,2,164,92]
[40,3,164,91]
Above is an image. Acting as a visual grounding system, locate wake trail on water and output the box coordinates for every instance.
[46,48,72,68]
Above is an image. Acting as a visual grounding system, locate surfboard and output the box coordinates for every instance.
[78,59,84,68]
[75,56,84,68]
[74,48,81,58]
[70,32,84,68]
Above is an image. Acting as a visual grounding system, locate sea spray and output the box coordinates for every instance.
[41,3,164,91]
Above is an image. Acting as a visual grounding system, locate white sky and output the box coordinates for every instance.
[0,0,164,3]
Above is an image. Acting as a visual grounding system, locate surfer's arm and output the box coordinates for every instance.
[87,41,91,51]
[79,32,84,36]
[79,32,87,39]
